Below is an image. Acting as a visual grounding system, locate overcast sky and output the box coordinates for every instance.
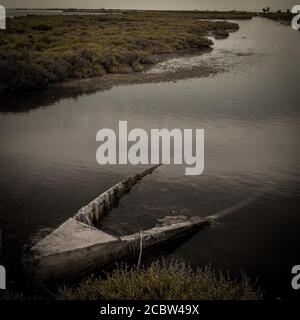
[2,0,298,11]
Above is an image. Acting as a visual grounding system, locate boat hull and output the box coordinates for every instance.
[24,216,211,284]
[23,165,213,285]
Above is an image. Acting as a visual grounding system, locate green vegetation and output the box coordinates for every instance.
[58,260,262,300]
[0,12,239,93]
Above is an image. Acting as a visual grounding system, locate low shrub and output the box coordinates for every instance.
[58,260,263,300]
[31,24,53,31]
[0,13,240,93]
[0,55,46,92]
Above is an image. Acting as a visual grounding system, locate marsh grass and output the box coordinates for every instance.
[57,260,263,300]
[261,12,296,22]
[0,12,239,93]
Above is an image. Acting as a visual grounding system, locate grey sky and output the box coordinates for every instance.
[1,0,298,11]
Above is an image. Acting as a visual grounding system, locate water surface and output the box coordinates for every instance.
[0,18,299,298]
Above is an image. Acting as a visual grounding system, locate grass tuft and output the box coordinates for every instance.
[57,260,263,300]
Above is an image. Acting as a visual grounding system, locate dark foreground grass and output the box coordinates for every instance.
[0,260,263,300]
[58,260,262,300]
[0,11,239,93]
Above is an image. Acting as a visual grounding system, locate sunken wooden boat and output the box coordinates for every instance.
[24,165,214,284]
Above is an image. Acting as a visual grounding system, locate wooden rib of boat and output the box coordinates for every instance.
[23,165,213,284]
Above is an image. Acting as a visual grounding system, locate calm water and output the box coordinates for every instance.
[0,18,299,298]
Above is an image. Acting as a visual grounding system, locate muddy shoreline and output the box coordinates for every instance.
[0,39,235,112]
[0,48,227,113]
[0,20,240,113]
[54,27,241,96]
[54,29,239,95]
[54,49,216,94]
